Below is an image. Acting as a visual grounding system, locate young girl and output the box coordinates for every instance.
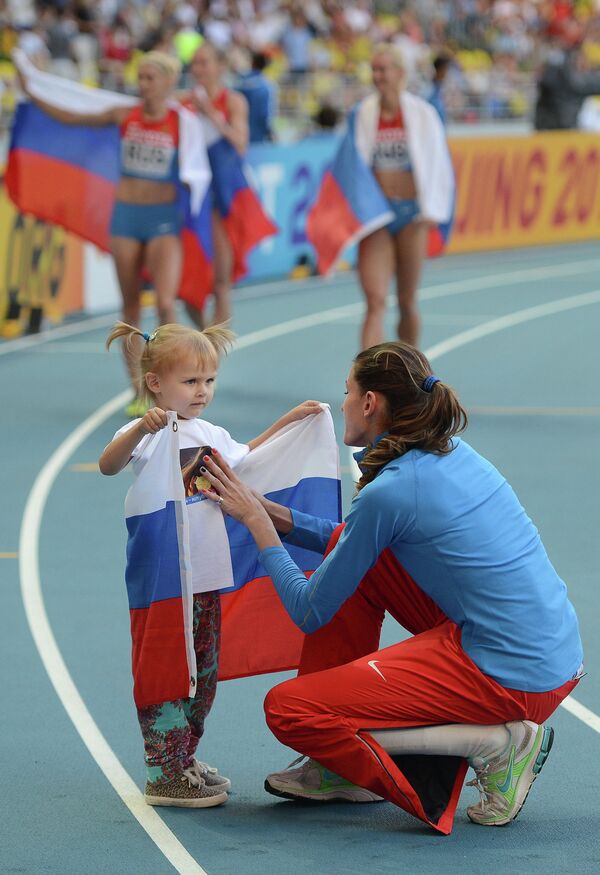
[99,321,321,808]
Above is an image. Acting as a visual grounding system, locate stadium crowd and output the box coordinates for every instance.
[1,1,600,137]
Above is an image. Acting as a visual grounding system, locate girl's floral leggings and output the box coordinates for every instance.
[136,592,220,783]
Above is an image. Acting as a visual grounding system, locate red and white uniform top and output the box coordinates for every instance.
[372,108,413,173]
[119,106,180,183]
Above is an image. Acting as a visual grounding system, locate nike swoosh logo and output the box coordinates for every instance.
[367,660,387,682]
[497,745,516,794]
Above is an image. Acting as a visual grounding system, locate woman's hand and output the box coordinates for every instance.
[199,451,265,523]
[189,87,225,125]
[139,407,168,435]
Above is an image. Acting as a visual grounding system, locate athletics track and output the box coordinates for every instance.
[1,241,599,874]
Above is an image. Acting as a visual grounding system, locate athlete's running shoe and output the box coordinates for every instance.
[193,758,232,792]
[125,396,148,418]
[466,720,554,826]
[265,756,384,803]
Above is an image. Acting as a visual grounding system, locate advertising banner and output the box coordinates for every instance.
[447,132,600,253]
[0,175,83,332]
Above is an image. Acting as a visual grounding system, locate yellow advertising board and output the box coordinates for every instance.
[0,176,83,334]
[447,132,600,253]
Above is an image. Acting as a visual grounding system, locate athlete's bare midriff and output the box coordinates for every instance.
[374,168,417,200]
[115,177,177,204]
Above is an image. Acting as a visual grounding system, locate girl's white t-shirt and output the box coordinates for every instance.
[113,416,249,474]
[113,416,250,593]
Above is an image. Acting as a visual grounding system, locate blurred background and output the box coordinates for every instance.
[3,0,600,336]
[3,0,600,142]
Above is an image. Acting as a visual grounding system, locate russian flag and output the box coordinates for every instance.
[6,102,120,251]
[125,413,197,709]
[6,51,214,309]
[217,410,341,680]
[306,112,454,273]
[124,409,340,707]
[427,196,454,256]
[306,118,393,276]
[197,115,278,282]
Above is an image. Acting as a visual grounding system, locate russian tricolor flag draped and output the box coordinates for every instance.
[200,119,279,283]
[125,409,340,708]
[306,114,394,276]
[307,99,454,274]
[6,52,276,310]
[6,51,214,306]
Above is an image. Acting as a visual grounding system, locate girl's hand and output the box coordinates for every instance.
[139,407,168,435]
[199,451,265,524]
[281,400,323,425]
[247,400,324,451]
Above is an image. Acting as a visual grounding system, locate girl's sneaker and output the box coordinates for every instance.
[144,767,228,808]
[193,759,232,792]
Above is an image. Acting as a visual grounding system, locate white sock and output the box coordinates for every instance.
[369,723,526,766]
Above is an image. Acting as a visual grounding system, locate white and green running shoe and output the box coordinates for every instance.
[467,721,554,826]
[264,756,384,803]
[125,396,148,419]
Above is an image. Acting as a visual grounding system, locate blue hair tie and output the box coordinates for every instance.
[422,375,440,393]
[142,332,150,342]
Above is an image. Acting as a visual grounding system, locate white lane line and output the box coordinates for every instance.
[424,288,600,361]
[5,254,600,358]
[347,288,600,735]
[32,342,107,354]
[20,389,209,875]
[560,695,600,732]
[20,279,600,875]
[0,312,119,357]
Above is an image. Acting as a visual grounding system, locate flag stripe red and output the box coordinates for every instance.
[218,576,307,680]
[306,172,362,275]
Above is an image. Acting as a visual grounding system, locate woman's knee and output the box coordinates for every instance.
[264,679,313,741]
[363,290,387,315]
[264,683,291,736]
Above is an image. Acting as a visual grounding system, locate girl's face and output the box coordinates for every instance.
[138,63,172,103]
[371,53,405,95]
[146,356,217,419]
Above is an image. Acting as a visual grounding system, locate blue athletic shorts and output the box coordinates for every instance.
[386,198,420,235]
[109,201,182,242]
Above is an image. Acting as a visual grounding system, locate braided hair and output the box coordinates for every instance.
[353,342,467,492]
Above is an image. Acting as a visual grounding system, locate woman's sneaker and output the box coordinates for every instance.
[466,721,554,826]
[193,758,232,792]
[144,766,228,808]
[265,756,383,803]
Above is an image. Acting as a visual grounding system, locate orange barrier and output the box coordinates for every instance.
[447,132,600,253]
